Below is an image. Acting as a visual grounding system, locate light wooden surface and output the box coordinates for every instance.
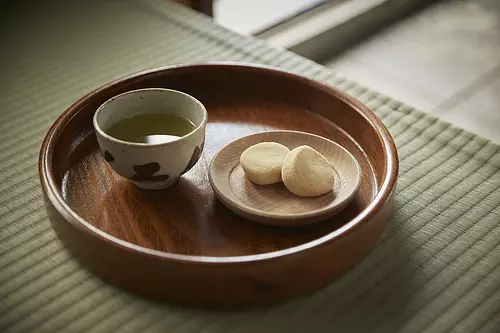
[325,0,500,145]
[209,130,362,226]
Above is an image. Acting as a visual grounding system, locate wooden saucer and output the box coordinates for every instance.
[209,131,362,226]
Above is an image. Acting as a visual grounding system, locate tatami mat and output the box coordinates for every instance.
[1,1,499,332]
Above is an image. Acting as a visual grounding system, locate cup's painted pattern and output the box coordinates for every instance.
[182,139,205,175]
[104,150,115,162]
[130,162,170,182]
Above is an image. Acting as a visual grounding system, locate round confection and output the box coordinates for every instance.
[240,142,290,185]
[282,145,335,197]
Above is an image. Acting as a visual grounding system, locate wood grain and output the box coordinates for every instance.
[209,130,362,226]
[40,63,398,306]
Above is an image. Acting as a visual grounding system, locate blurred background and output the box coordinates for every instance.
[3,0,499,143]
[179,0,500,143]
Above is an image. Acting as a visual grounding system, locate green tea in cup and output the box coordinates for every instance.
[106,113,196,144]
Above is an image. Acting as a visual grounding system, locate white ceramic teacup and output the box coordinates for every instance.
[93,88,207,190]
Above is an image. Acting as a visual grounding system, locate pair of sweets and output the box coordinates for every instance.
[240,142,336,197]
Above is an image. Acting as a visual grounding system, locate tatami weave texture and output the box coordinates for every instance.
[1,1,499,332]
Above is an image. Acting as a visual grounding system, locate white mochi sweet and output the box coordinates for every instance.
[281,145,335,197]
[240,142,290,185]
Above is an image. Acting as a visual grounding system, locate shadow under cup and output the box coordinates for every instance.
[93,88,207,190]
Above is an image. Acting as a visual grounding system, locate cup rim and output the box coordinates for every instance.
[93,88,208,147]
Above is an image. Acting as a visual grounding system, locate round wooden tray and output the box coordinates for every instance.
[39,63,398,307]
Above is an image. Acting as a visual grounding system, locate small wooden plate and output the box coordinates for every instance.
[209,131,362,226]
[39,63,398,306]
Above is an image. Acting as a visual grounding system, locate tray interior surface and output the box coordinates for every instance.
[54,66,382,257]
